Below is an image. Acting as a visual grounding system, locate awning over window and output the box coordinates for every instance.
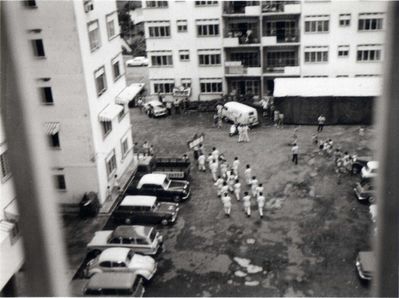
[98,104,123,122]
[4,199,19,221]
[44,122,60,135]
[115,83,145,104]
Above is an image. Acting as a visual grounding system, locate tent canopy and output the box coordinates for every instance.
[273,77,382,97]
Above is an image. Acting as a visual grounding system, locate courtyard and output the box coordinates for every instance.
[107,108,374,297]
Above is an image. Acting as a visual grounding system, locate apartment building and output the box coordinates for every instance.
[3,0,135,207]
[142,0,387,100]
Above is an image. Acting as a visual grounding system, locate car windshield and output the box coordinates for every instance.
[149,229,157,241]
[163,177,171,189]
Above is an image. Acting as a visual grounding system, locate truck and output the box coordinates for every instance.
[136,156,191,180]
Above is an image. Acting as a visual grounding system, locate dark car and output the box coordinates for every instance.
[113,195,179,226]
[126,173,190,203]
[351,156,372,175]
[354,180,376,203]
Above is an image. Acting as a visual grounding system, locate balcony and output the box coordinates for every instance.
[263,65,300,76]
[223,29,261,47]
[225,61,262,76]
[223,1,261,15]
[262,1,300,14]
[261,33,299,45]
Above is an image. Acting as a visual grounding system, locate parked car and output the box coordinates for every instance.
[83,272,145,297]
[113,195,179,226]
[351,156,372,175]
[87,225,163,256]
[126,56,149,67]
[354,180,376,203]
[361,161,378,180]
[84,247,157,281]
[126,173,190,203]
[143,100,168,118]
[136,156,191,180]
[355,251,375,281]
[221,101,259,126]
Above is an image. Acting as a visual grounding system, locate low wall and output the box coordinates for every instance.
[274,96,375,125]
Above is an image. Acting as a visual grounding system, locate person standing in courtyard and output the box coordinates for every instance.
[210,159,218,181]
[232,157,240,176]
[244,164,252,186]
[278,112,284,128]
[221,181,229,200]
[198,152,206,172]
[250,176,258,197]
[220,161,228,179]
[217,115,223,129]
[243,192,251,217]
[274,110,279,127]
[237,125,243,143]
[222,192,232,217]
[256,183,264,197]
[317,114,326,132]
[207,153,213,171]
[227,170,236,192]
[257,192,265,218]
[242,124,250,142]
[142,141,150,156]
[212,147,219,164]
[234,178,241,201]
[291,143,299,165]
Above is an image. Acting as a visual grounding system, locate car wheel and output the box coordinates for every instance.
[368,196,376,204]
[161,219,169,226]
[173,195,181,203]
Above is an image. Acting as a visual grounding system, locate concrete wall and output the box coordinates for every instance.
[143,1,224,100]
[300,0,388,77]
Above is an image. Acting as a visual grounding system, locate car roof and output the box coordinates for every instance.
[138,174,167,188]
[133,56,146,59]
[86,272,138,289]
[113,225,153,238]
[358,251,375,272]
[224,101,257,112]
[120,195,157,207]
[146,100,163,106]
[98,247,131,263]
[367,161,379,168]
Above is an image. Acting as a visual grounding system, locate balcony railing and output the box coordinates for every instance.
[225,31,260,44]
[264,31,299,43]
[223,1,260,14]
[262,0,300,13]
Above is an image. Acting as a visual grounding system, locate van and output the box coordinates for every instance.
[222,101,259,126]
[83,272,145,297]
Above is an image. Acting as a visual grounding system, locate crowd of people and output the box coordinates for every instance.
[192,144,266,218]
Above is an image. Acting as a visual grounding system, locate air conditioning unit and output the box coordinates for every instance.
[84,1,94,13]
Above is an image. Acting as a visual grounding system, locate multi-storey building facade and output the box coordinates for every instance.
[142,0,387,100]
[4,0,135,208]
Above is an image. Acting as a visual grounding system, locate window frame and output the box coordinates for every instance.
[105,149,117,178]
[32,39,45,57]
[101,120,113,138]
[121,133,130,159]
[179,50,190,62]
[48,132,61,149]
[87,20,101,52]
[106,12,118,40]
[337,45,350,58]
[111,55,122,81]
[0,151,12,182]
[54,174,67,191]
[339,14,351,27]
[94,66,107,96]
[40,86,54,105]
[177,20,188,33]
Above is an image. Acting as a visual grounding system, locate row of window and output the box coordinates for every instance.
[304,45,382,63]
[145,1,218,8]
[305,13,384,33]
[152,79,223,94]
[148,20,219,38]
[149,50,222,66]
[87,12,119,52]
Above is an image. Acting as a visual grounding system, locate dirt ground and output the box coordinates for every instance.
[118,109,373,297]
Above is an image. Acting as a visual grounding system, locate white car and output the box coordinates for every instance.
[361,161,378,180]
[85,247,157,281]
[143,100,168,117]
[126,56,149,67]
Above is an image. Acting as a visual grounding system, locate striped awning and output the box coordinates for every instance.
[4,199,19,221]
[98,104,123,122]
[115,83,145,104]
[44,122,60,135]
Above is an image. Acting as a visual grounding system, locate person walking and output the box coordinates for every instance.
[257,192,265,218]
[250,176,258,197]
[212,147,219,163]
[221,181,229,199]
[217,115,223,129]
[198,152,206,172]
[234,178,241,201]
[220,161,228,179]
[137,97,143,113]
[317,115,326,132]
[166,101,172,115]
[207,153,213,170]
[210,159,218,181]
[278,113,284,128]
[243,192,251,217]
[232,157,240,176]
[149,145,154,156]
[213,113,219,127]
[273,110,279,127]
[227,170,236,192]
[142,141,150,156]
[244,164,252,186]
[221,192,232,217]
[291,143,299,165]
[193,145,199,162]
[214,175,224,197]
